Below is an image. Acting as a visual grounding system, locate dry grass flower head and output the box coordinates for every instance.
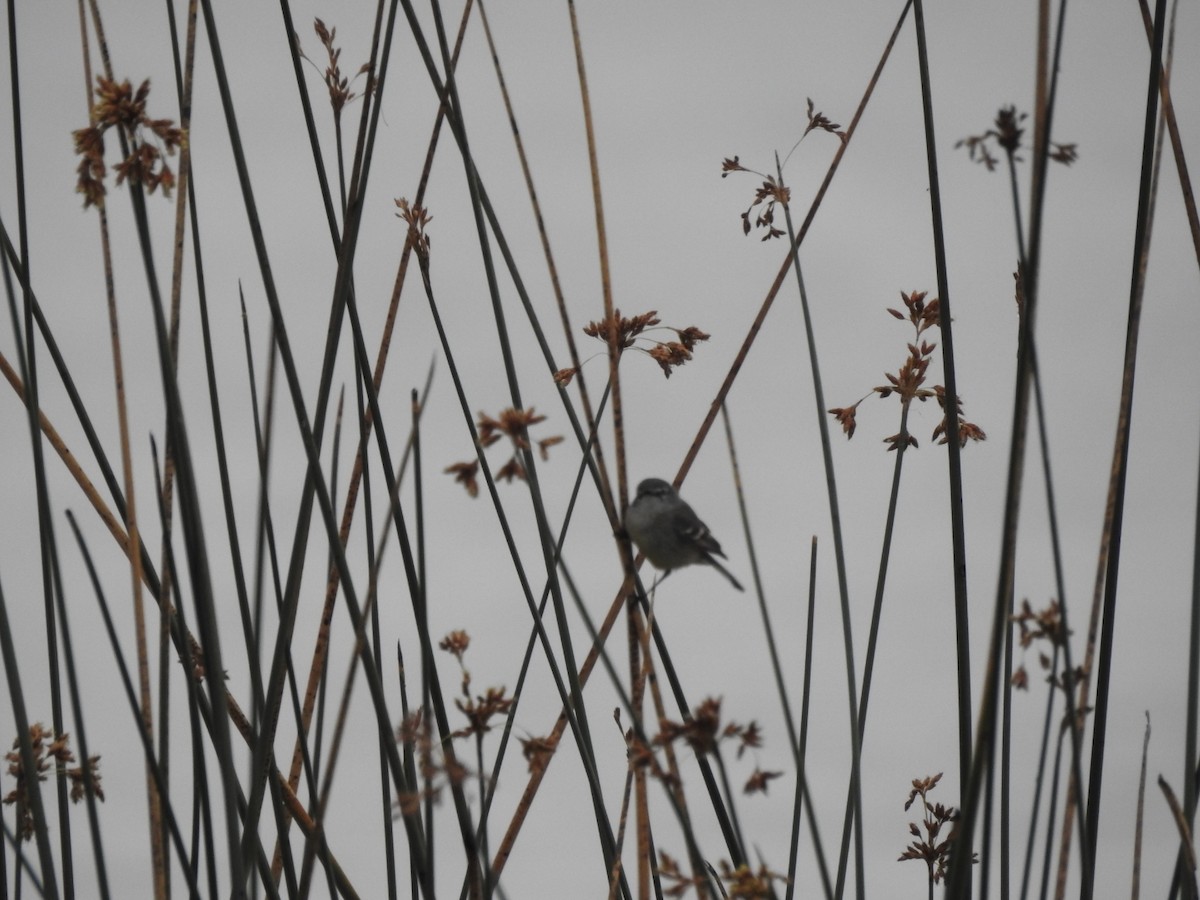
[1010,599,1086,696]
[657,853,787,898]
[73,77,182,208]
[722,97,845,240]
[296,18,373,120]
[4,724,103,841]
[395,197,432,259]
[829,290,986,450]
[956,104,1077,171]
[439,629,515,739]
[444,407,562,495]
[394,629,515,817]
[556,309,712,384]
[716,860,789,899]
[517,734,557,777]
[898,772,976,886]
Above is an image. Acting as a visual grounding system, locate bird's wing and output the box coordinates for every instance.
[673,505,726,558]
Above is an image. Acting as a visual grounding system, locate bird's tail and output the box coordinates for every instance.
[706,555,744,592]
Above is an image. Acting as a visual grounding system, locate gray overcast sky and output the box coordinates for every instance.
[2,0,1199,896]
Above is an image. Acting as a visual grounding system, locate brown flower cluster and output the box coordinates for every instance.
[931,386,988,446]
[440,629,515,740]
[582,309,661,350]
[898,772,974,885]
[555,310,710,384]
[828,291,985,451]
[623,725,677,789]
[518,734,557,777]
[655,697,762,760]
[395,197,432,261]
[297,18,372,119]
[801,97,846,142]
[73,77,182,209]
[4,724,104,841]
[645,325,711,379]
[1010,599,1085,693]
[455,686,515,739]
[877,337,937,453]
[627,698,777,807]
[743,766,784,796]
[444,407,561,496]
[716,860,789,899]
[741,175,790,241]
[657,851,706,898]
[721,153,790,240]
[956,105,1077,172]
[444,460,480,497]
[657,852,788,900]
[721,98,844,241]
[394,710,467,818]
[395,632,516,816]
[438,629,470,662]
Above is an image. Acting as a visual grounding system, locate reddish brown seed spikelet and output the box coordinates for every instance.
[720,156,746,178]
[898,772,976,884]
[957,105,1078,173]
[306,18,373,116]
[992,105,1026,154]
[476,407,547,449]
[718,860,788,899]
[1011,598,1068,650]
[736,720,763,759]
[519,735,557,776]
[884,432,918,452]
[804,96,846,141]
[537,435,563,461]
[723,98,843,239]
[832,290,985,452]
[656,696,730,755]
[658,851,707,897]
[438,629,470,661]
[674,326,710,351]
[647,341,693,378]
[395,198,432,258]
[1049,142,1079,165]
[1011,666,1029,691]
[498,407,546,449]
[449,408,559,495]
[582,309,661,349]
[828,405,859,439]
[494,457,524,483]
[4,725,103,841]
[745,177,790,241]
[444,460,479,497]
[455,686,515,737]
[744,767,783,795]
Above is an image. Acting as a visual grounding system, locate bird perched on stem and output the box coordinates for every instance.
[624,477,744,592]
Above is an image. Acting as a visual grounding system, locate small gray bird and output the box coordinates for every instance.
[624,477,744,592]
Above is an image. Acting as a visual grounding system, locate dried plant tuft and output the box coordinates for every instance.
[4,724,104,841]
[829,290,985,450]
[577,309,712,379]
[72,77,182,208]
[296,18,373,119]
[445,407,561,496]
[956,105,1077,172]
[898,772,976,885]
